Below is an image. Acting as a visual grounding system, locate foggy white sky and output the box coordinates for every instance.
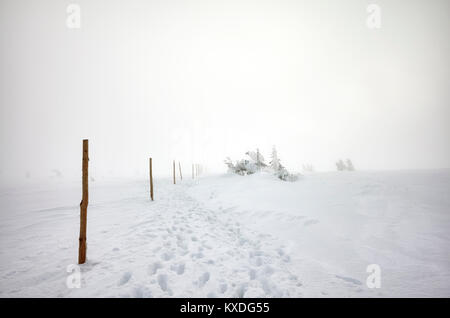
[1,0,449,182]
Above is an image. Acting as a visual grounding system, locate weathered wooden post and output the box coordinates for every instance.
[192,163,194,179]
[179,161,183,180]
[78,139,88,264]
[173,160,176,184]
[149,158,154,201]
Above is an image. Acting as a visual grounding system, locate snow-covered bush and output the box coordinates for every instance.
[246,148,267,170]
[225,147,299,181]
[336,159,345,171]
[346,159,355,171]
[269,146,299,181]
[275,166,299,181]
[224,157,234,172]
[235,159,258,175]
[225,157,256,175]
[336,159,355,171]
[269,147,280,171]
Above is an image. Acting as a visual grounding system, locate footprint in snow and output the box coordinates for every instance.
[117,271,132,286]
[157,274,169,292]
[148,262,163,275]
[161,252,174,261]
[219,283,228,294]
[303,219,320,226]
[335,275,363,286]
[198,272,210,287]
[170,263,185,275]
[191,252,204,259]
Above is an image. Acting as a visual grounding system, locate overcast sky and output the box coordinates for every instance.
[1,0,449,182]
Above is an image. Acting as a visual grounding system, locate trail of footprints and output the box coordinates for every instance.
[114,185,303,297]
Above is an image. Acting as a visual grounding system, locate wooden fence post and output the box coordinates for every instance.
[149,158,154,201]
[173,160,176,184]
[192,164,194,179]
[179,161,183,180]
[78,139,88,264]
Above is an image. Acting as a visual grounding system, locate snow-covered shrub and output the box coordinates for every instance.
[336,159,345,171]
[225,147,299,181]
[336,159,355,171]
[224,157,257,175]
[235,159,258,175]
[270,147,280,171]
[346,159,355,171]
[246,148,267,170]
[275,166,299,181]
[224,157,235,172]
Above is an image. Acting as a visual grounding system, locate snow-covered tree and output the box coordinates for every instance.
[336,159,345,171]
[235,159,257,175]
[336,158,355,171]
[270,146,280,171]
[246,149,266,170]
[346,159,355,171]
[256,148,263,170]
[224,157,235,172]
[225,156,258,176]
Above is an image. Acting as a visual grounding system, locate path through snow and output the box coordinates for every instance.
[1,170,449,297]
[0,178,304,297]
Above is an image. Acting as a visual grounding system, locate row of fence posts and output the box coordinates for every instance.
[172,160,204,184]
[77,139,204,264]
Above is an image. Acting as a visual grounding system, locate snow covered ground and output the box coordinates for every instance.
[0,170,449,297]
